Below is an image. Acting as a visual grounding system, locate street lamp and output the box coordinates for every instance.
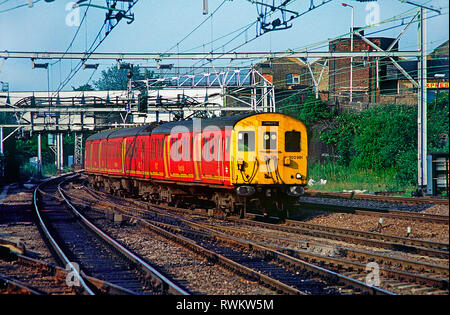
[342,3,354,103]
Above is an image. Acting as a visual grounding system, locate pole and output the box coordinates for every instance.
[38,133,42,177]
[0,127,3,156]
[417,8,427,192]
[0,127,3,178]
[60,133,64,172]
[350,6,354,103]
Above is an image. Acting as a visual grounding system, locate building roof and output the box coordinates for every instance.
[429,40,449,59]
[386,59,449,80]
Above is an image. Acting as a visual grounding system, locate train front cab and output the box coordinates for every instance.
[231,113,308,215]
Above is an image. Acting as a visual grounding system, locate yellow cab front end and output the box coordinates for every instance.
[230,113,308,213]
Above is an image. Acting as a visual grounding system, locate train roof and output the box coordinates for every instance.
[86,124,157,141]
[86,113,256,141]
[151,113,255,134]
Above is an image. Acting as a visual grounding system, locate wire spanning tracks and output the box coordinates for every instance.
[34,175,188,295]
[64,184,397,295]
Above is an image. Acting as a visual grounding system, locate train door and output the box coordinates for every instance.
[258,124,280,184]
[193,131,202,181]
[163,134,171,178]
[235,128,257,184]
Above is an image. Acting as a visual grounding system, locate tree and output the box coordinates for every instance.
[93,63,140,90]
[72,83,94,91]
[277,92,333,129]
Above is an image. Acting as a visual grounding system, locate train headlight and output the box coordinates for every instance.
[287,186,305,196]
[296,173,302,179]
[236,186,255,197]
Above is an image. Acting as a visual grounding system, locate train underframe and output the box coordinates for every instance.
[87,173,301,218]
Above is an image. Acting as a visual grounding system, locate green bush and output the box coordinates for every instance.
[277,92,334,129]
[318,93,449,188]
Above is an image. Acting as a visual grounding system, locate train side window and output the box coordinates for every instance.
[285,131,301,152]
[263,132,277,150]
[238,131,255,152]
[225,136,230,153]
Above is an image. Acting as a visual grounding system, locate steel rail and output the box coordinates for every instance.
[1,243,134,295]
[148,218,394,295]
[67,185,394,295]
[283,219,449,252]
[61,185,304,294]
[298,201,449,224]
[57,179,189,296]
[73,182,449,258]
[200,223,448,290]
[0,275,41,295]
[204,222,449,275]
[305,190,449,206]
[33,175,96,295]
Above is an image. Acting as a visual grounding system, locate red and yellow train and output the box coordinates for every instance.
[85,112,308,217]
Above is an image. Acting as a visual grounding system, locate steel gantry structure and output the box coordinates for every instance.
[0,7,433,188]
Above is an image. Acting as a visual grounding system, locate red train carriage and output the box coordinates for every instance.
[85,113,308,216]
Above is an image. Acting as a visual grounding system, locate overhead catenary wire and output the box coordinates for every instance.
[53,1,139,94]
[0,0,41,14]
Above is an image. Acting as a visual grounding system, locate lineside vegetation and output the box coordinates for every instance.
[278,91,449,195]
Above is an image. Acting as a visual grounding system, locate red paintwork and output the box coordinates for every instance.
[85,128,234,189]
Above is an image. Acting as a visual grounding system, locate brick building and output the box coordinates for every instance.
[329,30,399,104]
[255,57,312,89]
[383,40,449,104]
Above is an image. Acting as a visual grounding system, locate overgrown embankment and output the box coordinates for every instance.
[278,92,449,194]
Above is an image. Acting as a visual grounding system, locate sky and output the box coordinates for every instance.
[0,0,448,92]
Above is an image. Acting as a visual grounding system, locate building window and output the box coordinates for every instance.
[286,74,300,85]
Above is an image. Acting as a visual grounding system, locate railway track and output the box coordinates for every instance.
[247,216,449,259]
[63,182,373,294]
[78,183,448,259]
[61,176,450,294]
[0,240,132,295]
[75,177,450,294]
[33,174,188,295]
[305,190,449,206]
[63,180,442,293]
[297,201,449,225]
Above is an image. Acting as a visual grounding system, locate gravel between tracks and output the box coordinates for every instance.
[298,196,437,212]
[0,183,57,265]
[84,211,275,295]
[303,213,449,243]
[297,196,449,243]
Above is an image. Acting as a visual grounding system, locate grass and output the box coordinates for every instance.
[307,162,416,195]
